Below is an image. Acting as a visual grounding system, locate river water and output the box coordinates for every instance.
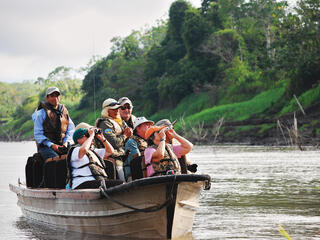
[1,142,320,239]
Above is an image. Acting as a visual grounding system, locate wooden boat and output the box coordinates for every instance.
[10,174,211,239]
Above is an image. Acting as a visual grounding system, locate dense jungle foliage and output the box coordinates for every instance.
[1,0,320,144]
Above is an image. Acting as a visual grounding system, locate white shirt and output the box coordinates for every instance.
[71,147,105,189]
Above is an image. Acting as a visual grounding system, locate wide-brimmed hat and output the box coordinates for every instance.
[145,126,166,140]
[46,87,60,96]
[73,128,88,143]
[133,117,154,130]
[102,98,121,110]
[118,97,133,107]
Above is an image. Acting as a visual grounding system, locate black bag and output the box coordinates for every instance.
[43,155,67,189]
[130,156,144,180]
[178,156,188,174]
[25,153,44,188]
[104,159,116,180]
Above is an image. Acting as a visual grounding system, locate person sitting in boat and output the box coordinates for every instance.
[124,117,154,181]
[32,86,75,160]
[118,97,136,129]
[155,119,198,174]
[95,98,133,181]
[144,126,193,177]
[67,127,123,189]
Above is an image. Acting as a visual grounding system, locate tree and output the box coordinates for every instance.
[182,8,207,58]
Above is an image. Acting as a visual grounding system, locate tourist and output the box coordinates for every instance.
[95,98,132,181]
[118,97,136,129]
[32,86,75,160]
[124,117,154,181]
[67,127,122,189]
[155,119,198,173]
[144,125,193,177]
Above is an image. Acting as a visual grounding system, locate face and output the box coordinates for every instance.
[46,92,60,107]
[77,132,92,146]
[119,103,132,121]
[136,122,152,138]
[77,135,87,145]
[153,131,162,145]
[108,108,120,119]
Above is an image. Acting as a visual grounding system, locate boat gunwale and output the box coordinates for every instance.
[9,174,211,200]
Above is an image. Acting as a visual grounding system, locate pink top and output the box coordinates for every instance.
[144,145,181,177]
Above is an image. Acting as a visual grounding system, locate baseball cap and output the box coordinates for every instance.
[145,126,166,140]
[46,87,60,96]
[118,97,133,107]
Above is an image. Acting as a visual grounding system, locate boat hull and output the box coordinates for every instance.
[10,174,211,239]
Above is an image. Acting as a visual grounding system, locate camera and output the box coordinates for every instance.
[95,128,102,134]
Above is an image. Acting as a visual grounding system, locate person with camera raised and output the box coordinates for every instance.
[66,126,123,189]
[32,86,75,160]
[144,125,193,177]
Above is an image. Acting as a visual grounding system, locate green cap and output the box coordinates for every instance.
[73,128,88,143]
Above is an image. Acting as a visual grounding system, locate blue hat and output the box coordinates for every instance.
[73,128,88,143]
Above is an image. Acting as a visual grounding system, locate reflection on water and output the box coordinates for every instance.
[1,142,320,239]
[14,217,133,240]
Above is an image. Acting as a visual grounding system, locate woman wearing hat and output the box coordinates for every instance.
[95,98,133,181]
[67,126,122,189]
[144,126,193,177]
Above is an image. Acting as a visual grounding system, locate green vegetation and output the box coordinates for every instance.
[175,87,285,129]
[280,83,320,115]
[1,0,320,144]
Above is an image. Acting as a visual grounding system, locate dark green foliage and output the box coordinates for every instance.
[287,59,320,97]
[182,8,207,57]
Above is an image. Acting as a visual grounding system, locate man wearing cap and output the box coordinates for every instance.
[95,98,133,181]
[118,97,136,129]
[124,117,154,181]
[32,86,75,160]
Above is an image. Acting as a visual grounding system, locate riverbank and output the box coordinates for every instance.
[1,85,320,146]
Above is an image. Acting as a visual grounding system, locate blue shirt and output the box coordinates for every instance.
[124,138,140,178]
[32,108,75,148]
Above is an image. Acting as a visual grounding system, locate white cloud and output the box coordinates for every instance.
[0,0,202,82]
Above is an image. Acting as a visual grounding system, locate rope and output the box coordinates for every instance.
[99,175,177,213]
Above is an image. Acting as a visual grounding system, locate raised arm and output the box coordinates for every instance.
[78,128,95,159]
[170,130,193,156]
[95,130,114,159]
[151,131,167,162]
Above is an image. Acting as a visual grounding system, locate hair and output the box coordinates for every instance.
[147,133,155,146]
[101,108,109,118]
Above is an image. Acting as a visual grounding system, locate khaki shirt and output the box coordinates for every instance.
[96,117,127,156]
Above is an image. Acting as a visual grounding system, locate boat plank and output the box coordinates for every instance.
[171,181,202,239]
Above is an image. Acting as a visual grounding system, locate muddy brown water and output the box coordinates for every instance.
[1,142,320,239]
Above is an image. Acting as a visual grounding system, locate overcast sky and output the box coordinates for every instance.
[0,0,202,83]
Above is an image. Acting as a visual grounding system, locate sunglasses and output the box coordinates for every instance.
[120,105,131,110]
[48,92,60,97]
[107,102,119,107]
